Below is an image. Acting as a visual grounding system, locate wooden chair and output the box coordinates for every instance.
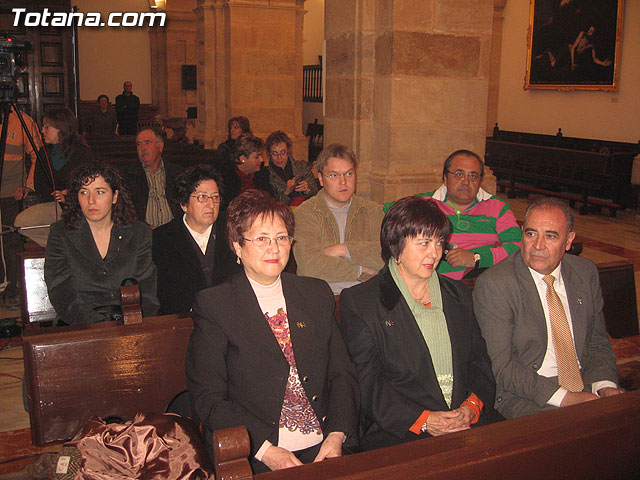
[17,250,56,329]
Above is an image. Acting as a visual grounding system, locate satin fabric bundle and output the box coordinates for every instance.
[66,413,212,480]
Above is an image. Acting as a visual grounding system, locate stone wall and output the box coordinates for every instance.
[324,0,496,202]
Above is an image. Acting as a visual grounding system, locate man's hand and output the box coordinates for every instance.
[425,410,470,436]
[14,185,33,200]
[323,243,347,258]
[445,248,476,268]
[261,446,303,471]
[313,432,344,462]
[560,391,599,407]
[51,189,67,203]
[598,387,624,397]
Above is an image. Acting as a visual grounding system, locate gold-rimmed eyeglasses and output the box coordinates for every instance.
[191,193,222,203]
[243,235,294,247]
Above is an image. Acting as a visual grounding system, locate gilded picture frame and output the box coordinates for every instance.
[524,0,624,91]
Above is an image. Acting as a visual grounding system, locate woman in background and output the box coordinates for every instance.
[266,130,318,206]
[214,116,251,174]
[45,163,158,325]
[15,107,93,246]
[153,164,240,315]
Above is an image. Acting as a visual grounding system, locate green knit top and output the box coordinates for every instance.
[389,258,453,406]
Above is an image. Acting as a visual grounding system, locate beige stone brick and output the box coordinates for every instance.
[390,76,444,124]
[374,32,393,75]
[360,32,376,75]
[372,75,392,124]
[443,79,489,126]
[324,117,355,147]
[392,31,480,77]
[326,33,356,76]
[245,51,295,76]
[325,0,357,37]
[435,0,493,33]
[358,77,375,121]
[393,0,435,31]
[325,77,355,119]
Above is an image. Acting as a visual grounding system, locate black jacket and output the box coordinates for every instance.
[152,213,241,315]
[340,264,501,450]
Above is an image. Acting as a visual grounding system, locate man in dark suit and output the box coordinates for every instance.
[473,197,622,419]
[124,128,182,226]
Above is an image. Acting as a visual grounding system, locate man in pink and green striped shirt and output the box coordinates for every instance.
[383,150,521,280]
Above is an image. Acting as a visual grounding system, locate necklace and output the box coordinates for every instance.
[412,284,431,307]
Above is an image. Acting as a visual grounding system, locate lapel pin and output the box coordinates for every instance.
[297,322,306,328]
[577,298,584,305]
[385,320,394,327]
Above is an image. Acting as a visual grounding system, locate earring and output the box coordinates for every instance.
[395,257,401,265]
[236,256,241,265]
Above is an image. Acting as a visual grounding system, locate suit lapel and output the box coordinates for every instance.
[66,218,102,265]
[282,274,315,359]
[514,253,549,342]
[561,261,588,358]
[231,273,287,361]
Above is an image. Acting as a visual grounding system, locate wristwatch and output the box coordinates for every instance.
[473,253,481,269]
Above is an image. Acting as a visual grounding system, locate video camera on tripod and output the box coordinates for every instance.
[0,35,31,101]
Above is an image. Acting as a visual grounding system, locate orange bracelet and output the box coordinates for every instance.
[409,410,431,435]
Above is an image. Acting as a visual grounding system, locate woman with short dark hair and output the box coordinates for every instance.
[217,134,275,205]
[186,189,358,474]
[266,130,318,206]
[340,195,502,451]
[44,163,159,325]
[213,116,251,176]
[152,164,240,315]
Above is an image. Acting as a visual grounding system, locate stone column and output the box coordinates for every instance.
[487,0,508,135]
[325,0,496,202]
[194,0,308,158]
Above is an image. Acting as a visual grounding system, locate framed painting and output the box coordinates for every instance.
[524,0,624,91]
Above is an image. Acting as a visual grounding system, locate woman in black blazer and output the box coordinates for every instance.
[186,190,358,473]
[340,196,502,451]
[44,163,158,325]
[152,165,240,315]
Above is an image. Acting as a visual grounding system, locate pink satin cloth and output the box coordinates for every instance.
[66,413,213,479]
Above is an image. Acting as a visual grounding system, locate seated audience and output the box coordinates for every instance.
[15,107,94,247]
[124,128,182,226]
[213,116,251,173]
[473,197,622,419]
[383,149,521,279]
[218,134,275,206]
[83,94,117,137]
[266,130,319,206]
[186,190,358,473]
[340,196,502,450]
[44,163,159,325]
[152,165,240,315]
[293,144,383,294]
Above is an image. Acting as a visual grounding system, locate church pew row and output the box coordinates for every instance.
[22,314,191,445]
[214,389,640,480]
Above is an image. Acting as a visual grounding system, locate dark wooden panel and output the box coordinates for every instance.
[42,72,63,96]
[598,261,640,338]
[22,314,192,445]
[40,42,62,66]
[233,390,640,480]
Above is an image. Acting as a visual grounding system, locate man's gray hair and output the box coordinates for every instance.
[137,127,164,144]
[524,197,575,232]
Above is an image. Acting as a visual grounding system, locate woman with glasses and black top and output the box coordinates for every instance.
[152,165,240,315]
[186,189,358,473]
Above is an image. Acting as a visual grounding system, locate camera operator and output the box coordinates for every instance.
[0,107,42,309]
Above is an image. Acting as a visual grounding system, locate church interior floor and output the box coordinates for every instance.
[0,195,639,471]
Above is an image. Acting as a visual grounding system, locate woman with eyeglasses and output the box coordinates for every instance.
[266,130,319,206]
[186,189,359,474]
[152,165,240,315]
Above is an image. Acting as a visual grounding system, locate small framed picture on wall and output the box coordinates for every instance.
[524,0,624,91]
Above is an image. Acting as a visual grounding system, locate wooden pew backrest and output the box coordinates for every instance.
[215,390,640,480]
[22,314,192,445]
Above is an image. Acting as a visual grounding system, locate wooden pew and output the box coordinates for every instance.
[22,313,192,445]
[213,389,640,480]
